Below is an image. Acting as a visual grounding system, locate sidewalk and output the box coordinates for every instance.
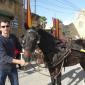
[6,63,85,85]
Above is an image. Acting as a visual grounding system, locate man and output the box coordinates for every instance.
[0,17,26,85]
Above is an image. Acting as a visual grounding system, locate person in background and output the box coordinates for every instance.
[0,17,27,85]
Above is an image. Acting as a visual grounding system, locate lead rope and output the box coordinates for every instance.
[19,49,71,78]
[30,49,71,78]
[20,51,50,77]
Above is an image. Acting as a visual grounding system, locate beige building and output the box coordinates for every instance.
[63,9,85,40]
[0,0,15,17]
[73,9,85,39]
[63,23,80,40]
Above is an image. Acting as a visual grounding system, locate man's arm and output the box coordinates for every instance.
[12,58,25,66]
[0,41,25,66]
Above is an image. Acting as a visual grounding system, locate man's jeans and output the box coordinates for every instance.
[0,69,19,85]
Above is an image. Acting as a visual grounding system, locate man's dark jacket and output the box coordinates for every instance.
[0,34,19,70]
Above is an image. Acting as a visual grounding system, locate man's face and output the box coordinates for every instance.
[0,22,10,37]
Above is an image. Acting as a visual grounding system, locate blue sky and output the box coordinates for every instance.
[25,0,85,25]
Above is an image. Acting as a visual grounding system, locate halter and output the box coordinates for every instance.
[28,29,40,44]
[26,29,40,53]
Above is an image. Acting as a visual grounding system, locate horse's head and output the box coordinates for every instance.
[22,27,40,57]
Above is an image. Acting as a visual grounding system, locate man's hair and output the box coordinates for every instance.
[0,17,10,24]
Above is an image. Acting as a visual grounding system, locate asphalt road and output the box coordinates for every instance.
[6,63,85,85]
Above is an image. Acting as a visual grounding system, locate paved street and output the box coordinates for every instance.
[6,63,85,85]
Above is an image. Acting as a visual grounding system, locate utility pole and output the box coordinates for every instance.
[34,0,36,14]
[26,0,32,28]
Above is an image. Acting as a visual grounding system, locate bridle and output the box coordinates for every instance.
[26,29,40,53]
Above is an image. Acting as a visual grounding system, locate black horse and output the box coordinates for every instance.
[22,27,85,85]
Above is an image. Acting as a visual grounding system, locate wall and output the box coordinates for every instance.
[0,0,26,37]
[73,9,85,39]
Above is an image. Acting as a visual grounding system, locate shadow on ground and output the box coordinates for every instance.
[48,67,85,85]
[62,67,85,85]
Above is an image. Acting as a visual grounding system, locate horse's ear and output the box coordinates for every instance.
[24,22,29,30]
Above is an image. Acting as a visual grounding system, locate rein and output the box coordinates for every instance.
[54,49,71,78]
[54,49,71,66]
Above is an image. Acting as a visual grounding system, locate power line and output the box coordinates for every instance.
[62,0,80,10]
[31,0,78,12]
[55,0,80,11]
[31,1,77,13]
[30,0,77,21]
[31,4,75,14]
[34,0,36,14]
[31,0,81,12]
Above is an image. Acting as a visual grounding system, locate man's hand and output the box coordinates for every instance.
[12,59,25,66]
[24,62,31,66]
[20,59,25,66]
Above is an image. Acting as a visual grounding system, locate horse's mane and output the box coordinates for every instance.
[28,27,57,44]
[36,27,61,43]
[37,28,56,41]
[75,39,83,45]
[74,39,85,48]
[36,28,59,45]
[32,27,63,54]
[26,27,63,54]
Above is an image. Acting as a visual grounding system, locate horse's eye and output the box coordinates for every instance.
[21,39,26,47]
[22,40,25,44]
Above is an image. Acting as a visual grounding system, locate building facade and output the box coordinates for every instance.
[0,0,25,37]
[73,9,85,39]
[63,9,85,40]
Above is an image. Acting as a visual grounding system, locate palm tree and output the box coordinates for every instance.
[40,16,47,28]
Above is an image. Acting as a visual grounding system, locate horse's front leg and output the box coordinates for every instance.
[50,75,56,85]
[54,63,62,85]
[56,72,61,85]
[50,72,61,85]
[49,68,61,85]
[49,68,56,85]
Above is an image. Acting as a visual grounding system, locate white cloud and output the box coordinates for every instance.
[63,20,72,25]
[45,23,52,29]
